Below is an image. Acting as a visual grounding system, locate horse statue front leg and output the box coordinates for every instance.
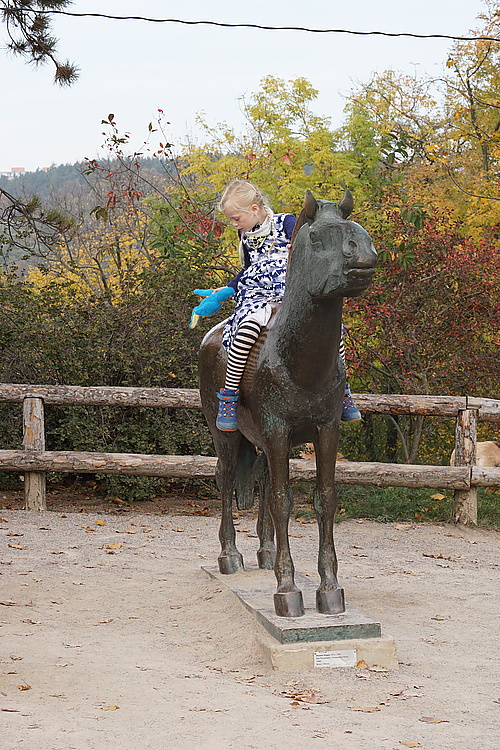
[214,432,245,574]
[313,423,345,614]
[266,431,305,617]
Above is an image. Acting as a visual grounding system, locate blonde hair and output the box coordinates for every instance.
[218,179,270,216]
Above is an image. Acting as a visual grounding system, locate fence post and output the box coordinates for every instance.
[23,397,46,511]
[453,408,478,525]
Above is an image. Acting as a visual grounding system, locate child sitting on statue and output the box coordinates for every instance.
[192,179,361,431]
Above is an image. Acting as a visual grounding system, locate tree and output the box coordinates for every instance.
[0,2,79,256]
[438,0,500,226]
[341,3,500,233]
[344,203,499,462]
[1,0,77,84]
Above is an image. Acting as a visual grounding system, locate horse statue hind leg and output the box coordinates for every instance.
[199,190,377,617]
[198,327,274,575]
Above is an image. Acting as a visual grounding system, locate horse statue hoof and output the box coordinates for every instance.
[316,587,345,614]
[257,547,276,570]
[218,552,244,574]
[274,590,305,617]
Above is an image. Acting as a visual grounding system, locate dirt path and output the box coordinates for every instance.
[1,508,498,750]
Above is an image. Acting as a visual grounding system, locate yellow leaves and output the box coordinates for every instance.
[100,705,119,711]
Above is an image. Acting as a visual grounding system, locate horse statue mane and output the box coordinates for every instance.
[199,190,377,617]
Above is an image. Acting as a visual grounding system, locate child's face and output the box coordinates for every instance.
[225,203,265,232]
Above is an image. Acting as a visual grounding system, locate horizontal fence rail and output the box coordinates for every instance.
[0,383,499,420]
[2,450,500,489]
[0,383,498,524]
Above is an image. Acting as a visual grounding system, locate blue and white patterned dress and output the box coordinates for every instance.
[222,213,296,351]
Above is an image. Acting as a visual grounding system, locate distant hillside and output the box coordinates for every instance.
[0,158,171,203]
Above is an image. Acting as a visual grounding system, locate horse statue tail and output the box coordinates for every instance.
[230,437,270,511]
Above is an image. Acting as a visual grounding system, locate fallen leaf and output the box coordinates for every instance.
[431,615,451,621]
[6,531,23,537]
[0,600,17,606]
[430,493,445,500]
[422,638,446,644]
[83,526,96,533]
[101,705,119,711]
[400,742,421,748]
[104,542,123,551]
[279,689,327,704]
[17,684,31,691]
[348,705,381,712]
[369,665,388,673]
[8,543,26,550]
[356,659,368,669]
[95,520,106,526]
[419,716,449,724]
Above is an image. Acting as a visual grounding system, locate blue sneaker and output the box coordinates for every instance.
[216,388,240,431]
[341,389,362,422]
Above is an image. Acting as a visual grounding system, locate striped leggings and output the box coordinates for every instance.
[224,320,347,391]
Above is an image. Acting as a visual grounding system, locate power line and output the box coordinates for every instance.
[46,10,499,43]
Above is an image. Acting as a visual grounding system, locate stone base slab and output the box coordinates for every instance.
[256,630,398,671]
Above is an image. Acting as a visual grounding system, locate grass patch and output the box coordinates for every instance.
[293,484,500,528]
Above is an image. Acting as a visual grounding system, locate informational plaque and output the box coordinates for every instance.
[313,649,357,668]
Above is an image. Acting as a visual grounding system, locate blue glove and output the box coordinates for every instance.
[189,287,234,328]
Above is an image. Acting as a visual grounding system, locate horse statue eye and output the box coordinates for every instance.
[344,240,357,256]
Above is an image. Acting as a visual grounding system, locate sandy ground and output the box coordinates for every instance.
[1,505,499,750]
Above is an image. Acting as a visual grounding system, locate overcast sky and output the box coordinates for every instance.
[1,0,487,173]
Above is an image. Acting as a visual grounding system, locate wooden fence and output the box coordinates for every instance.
[1,383,499,525]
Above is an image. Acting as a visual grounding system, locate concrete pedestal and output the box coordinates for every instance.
[203,565,398,671]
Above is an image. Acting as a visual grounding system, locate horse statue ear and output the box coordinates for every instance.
[304,189,318,219]
[338,189,354,219]
[289,190,318,248]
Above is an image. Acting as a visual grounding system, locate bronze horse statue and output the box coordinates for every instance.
[199,191,377,618]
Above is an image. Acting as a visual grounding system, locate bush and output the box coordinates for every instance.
[0,261,226,499]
